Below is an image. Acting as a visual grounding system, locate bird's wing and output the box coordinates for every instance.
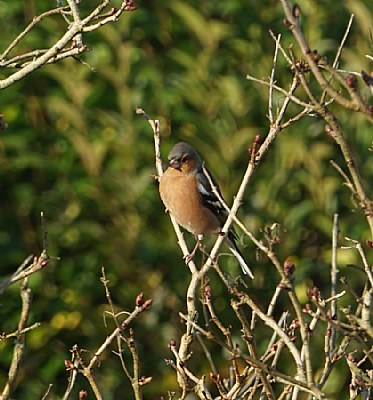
[197,169,253,278]
[196,169,229,223]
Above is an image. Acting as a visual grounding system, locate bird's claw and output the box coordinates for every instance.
[183,241,200,264]
[183,253,194,264]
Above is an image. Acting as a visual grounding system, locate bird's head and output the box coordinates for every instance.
[167,142,202,174]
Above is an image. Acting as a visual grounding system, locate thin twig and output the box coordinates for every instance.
[0,6,68,60]
[0,0,136,89]
[343,237,373,288]
[246,74,312,109]
[2,322,41,340]
[334,15,354,70]
[233,295,305,381]
[62,345,81,400]
[0,252,49,295]
[320,14,355,104]
[1,279,33,400]
[331,214,339,317]
[87,301,152,371]
[268,34,281,124]
[40,384,53,400]
[269,29,292,65]
[195,333,218,376]
[280,0,373,121]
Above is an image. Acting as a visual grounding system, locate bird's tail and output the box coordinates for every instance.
[226,238,254,279]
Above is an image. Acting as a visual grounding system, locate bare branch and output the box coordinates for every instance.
[268,33,281,124]
[0,0,137,89]
[0,252,50,295]
[1,279,33,400]
[280,0,373,120]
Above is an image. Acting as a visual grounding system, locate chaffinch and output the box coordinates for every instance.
[159,142,254,279]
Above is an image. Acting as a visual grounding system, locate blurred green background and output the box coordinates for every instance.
[0,0,372,398]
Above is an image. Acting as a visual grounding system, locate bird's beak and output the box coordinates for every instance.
[168,158,181,170]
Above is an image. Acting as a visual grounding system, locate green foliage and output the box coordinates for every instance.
[0,0,372,398]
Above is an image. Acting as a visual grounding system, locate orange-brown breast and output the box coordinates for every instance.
[159,168,221,236]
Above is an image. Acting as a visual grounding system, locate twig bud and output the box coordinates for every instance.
[126,0,137,11]
[40,257,49,266]
[361,70,373,87]
[203,283,212,301]
[292,4,301,19]
[306,286,319,299]
[64,360,74,370]
[143,298,153,310]
[0,113,8,131]
[210,373,220,382]
[135,292,145,307]
[248,134,261,162]
[354,377,365,388]
[139,376,153,385]
[311,49,320,62]
[283,257,295,276]
[346,73,358,89]
[79,391,87,400]
[324,124,333,134]
[254,134,261,146]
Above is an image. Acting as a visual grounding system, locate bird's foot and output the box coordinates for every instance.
[183,241,200,264]
[183,253,194,264]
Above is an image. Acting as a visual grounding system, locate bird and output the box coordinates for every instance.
[159,142,254,278]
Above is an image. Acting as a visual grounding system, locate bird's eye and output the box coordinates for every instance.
[181,155,189,163]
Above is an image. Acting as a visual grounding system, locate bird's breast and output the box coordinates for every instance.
[159,172,220,236]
